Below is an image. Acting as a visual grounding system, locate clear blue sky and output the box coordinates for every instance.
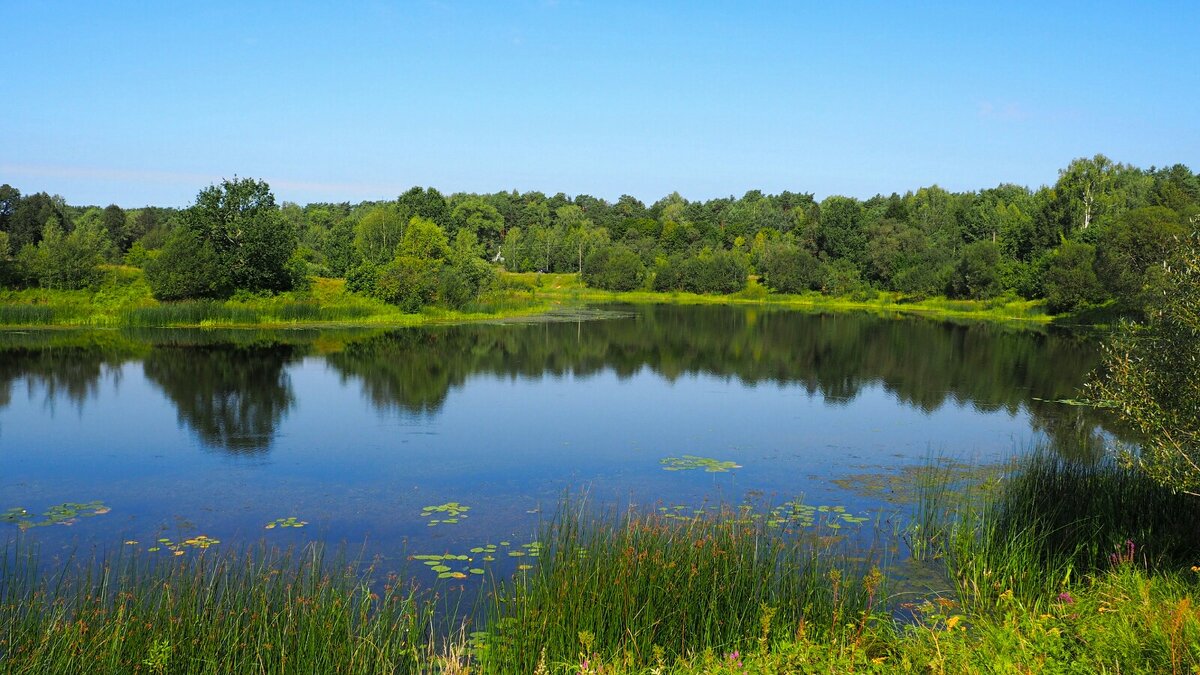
[3,1,1197,207]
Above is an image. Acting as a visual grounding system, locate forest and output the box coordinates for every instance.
[1,154,1197,316]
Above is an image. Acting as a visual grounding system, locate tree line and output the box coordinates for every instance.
[1,155,1197,314]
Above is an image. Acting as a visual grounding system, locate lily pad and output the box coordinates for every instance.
[420,502,470,526]
[2,501,112,529]
[660,455,742,473]
[265,516,308,530]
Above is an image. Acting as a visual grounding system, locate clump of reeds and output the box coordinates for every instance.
[474,504,887,672]
[121,302,263,327]
[0,541,442,674]
[0,305,63,325]
[921,450,1200,612]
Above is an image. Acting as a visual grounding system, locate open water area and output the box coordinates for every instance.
[0,304,1116,580]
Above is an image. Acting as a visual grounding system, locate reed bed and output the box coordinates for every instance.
[918,451,1200,612]
[0,542,442,674]
[0,305,75,326]
[474,504,888,673]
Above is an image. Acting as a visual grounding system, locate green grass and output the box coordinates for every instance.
[0,269,553,329]
[474,503,886,673]
[0,542,448,674]
[923,451,1200,614]
[0,266,1059,329]
[511,272,1057,324]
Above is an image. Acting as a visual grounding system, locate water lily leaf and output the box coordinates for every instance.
[660,455,741,473]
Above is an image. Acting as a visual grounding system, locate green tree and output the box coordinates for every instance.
[1090,234,1200,493]
[582,244,646,291]
[439,233,496,308]
[145,178,299,299]
[451,197,504,258]
[0,184,18,235]
[0,231,12,286]
[1041,241,1103,313]
[375,256,442,312]
[144,227,229,300]
[8,192,64,251]
[820,258,867,296]
[1094,206,1184,309]
[949,240,1002,299]
[397,186,449,228]
[397,216,450,260]
[759,242,821,294]
[818,196,866,267]
[353,205,406,265]
[102,204,128,250]
[22,216,109,290]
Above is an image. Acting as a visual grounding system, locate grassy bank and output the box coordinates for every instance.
[0,266,553,329]
[4,456,1199,673]
[499,272,1057,324]
[0,267,1070,330]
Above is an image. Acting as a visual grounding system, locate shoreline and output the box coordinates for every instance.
[0,270,1081,331]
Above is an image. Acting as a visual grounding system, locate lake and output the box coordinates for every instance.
[0,304,1112,575]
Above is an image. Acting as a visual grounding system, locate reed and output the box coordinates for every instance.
[0,542,443,674]
[475,503,887,673]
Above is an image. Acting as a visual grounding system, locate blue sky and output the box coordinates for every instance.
[3,1,1197,207]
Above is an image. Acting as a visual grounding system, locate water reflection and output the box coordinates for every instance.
[142,345,300,453]
[0,346,126,412]
[0,305,1115,456]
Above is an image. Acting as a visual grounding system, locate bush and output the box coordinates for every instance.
[581,244,646,291]
[20,218,109,291]
[948,240,1002,299]
[759,244,821,294]
[819,258,867,296]
[653,250,748,294]
[1089,234,1200,493]
[374,255,442,312]
[344,261,378,295]
[438,257,495,309]
[1041,241,1103,313]
[144,228,230,301]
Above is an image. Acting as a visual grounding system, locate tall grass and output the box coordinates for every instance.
[920,451,1200,612]
[121,301,263,327]
[0,305,61,325]
[475,504,887,672]
[0,542,444,674]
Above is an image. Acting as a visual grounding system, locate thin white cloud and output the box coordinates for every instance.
[977,100,1028,122]
[0,164,406,200]
[1,163,218,186]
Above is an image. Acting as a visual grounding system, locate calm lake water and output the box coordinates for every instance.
[0,304,1112,573]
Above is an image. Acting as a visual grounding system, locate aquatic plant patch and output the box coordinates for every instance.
[147,534,220,555]
[1,501,111,529]
[265,516,308,529]
[411,553,481,579]
[420,501,470,526]
[660,455,742,472]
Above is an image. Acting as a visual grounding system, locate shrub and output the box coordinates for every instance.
[374,255,442,312]
[759,244,821,294]
[581,244,646,291]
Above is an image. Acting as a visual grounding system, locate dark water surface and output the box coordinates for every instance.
[0,304,1112,570]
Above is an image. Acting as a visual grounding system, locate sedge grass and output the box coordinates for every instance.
[474,503,887,672]
[913,450,1200,613]
[0,541,445,674]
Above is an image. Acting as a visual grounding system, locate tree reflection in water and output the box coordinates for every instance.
[142,345,299,453]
